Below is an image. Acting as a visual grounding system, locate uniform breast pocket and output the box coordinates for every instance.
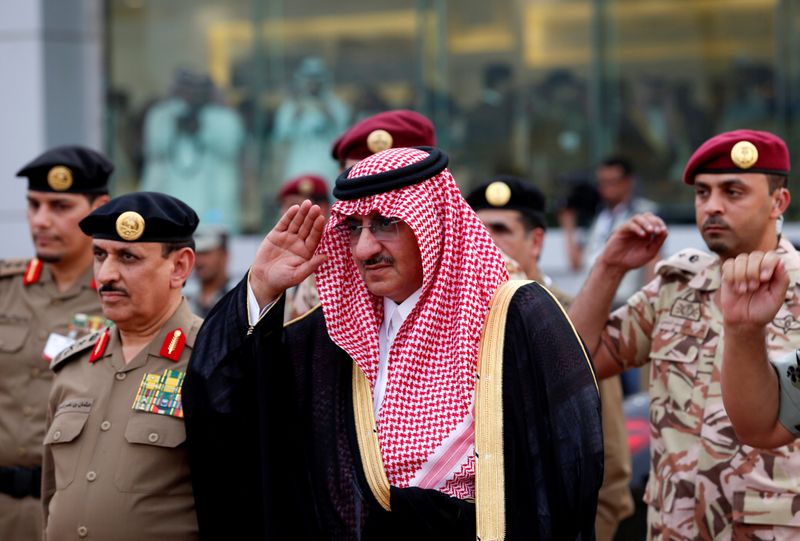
[114,412,191,494]
[648,317,708,407]
[44,408,91,489]
[0,324,30,353]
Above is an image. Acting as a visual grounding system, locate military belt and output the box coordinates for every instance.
[0,466,41,499]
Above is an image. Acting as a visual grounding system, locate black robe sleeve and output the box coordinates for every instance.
[182,277,311,540]
[503,282,604,540]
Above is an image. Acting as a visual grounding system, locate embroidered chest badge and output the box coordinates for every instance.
[669,298,701,321]
[132,369,185,418]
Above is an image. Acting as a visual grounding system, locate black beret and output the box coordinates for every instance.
[79,192,199,243]
[333,146,449,200]
[16,145,113,194]
[466,176,547,229]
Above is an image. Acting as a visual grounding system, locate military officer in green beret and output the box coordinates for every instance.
[43,192,201,541]
[0,146,111,541]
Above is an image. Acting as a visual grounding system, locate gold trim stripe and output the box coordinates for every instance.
[475,279,529,541]
[352,364,392,511]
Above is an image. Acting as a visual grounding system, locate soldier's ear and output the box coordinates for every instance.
[90,194,110,211]
[169,248,195,290]
[771,188,790,219]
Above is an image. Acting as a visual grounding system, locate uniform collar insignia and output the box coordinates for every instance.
[89,329,111,363]
[159,328,185,362]
[23,258,43,286]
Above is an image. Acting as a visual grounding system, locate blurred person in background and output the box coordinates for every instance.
[185,227,237,318]
[0,146,110,541]
[140,69,245,232]
[274,57,350,184]
[562,156,659,307]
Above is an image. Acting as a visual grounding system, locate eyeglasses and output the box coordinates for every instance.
[335,216,402,244]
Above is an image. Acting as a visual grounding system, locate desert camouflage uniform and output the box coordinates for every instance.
[602,237,800,540]
[284,274,320,322]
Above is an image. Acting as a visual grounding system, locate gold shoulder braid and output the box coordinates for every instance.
[352,279,530,538]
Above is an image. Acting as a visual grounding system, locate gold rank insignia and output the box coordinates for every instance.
[298,178,314,196]
[47,166,73,191]
[731,140,758,169]
[485,181,512,207]
[115,211,145,241]
[367,129,393,154]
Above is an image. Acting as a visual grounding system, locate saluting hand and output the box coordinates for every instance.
[721,251,788,331]
[598,213,667,272]
[250,200,328,306]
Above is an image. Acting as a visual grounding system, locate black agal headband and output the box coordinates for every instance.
[333,147,449,201]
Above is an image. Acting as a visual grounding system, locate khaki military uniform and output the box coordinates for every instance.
[284,274,320,322]
[535,271,634,541]
[43,300,200,541]
[602,238,800,540]
[0,259,100,541]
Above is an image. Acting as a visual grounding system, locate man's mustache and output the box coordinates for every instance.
[702,216,729,230]
[98,283,129,295]
[363,255,393,266]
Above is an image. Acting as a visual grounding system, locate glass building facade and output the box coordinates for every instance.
[105,0,800,232]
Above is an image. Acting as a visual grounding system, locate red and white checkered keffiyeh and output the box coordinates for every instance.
[316,147,508,497]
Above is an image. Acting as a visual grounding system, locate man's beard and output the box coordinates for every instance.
[35,252,61,264]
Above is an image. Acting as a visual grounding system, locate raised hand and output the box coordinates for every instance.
[597,213,667,272]
[250,200,328,306]
[721,251,788,331]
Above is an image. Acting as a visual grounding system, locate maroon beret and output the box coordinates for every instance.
[682,129,790,184]
[277,174,329,202]
[330,109,436,162]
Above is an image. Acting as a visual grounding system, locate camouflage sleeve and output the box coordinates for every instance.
[599,276,661,370]
[773,350,800,437]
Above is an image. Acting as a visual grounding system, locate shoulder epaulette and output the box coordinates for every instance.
[50,330,105,371]
[0,259,30,278]
[655,248,716,278]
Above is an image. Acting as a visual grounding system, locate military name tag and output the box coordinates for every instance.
[669,299,701,321]
[132,369,185,418]
[42,333,75,361]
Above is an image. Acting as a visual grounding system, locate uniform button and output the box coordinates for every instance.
[77,525,88,537]
[23,406,34,416]
[39,331,48,339]
[31,367,41,378]
[115,372,126,381]
[52,430,62,441]
[17,447,26,457]
[86,471,97,482]
[148,432,159,443]
[100,421,111,431]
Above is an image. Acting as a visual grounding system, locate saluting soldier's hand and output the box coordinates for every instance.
[598,213,667,272]
[250,200,328,306]
[721,251,788,330]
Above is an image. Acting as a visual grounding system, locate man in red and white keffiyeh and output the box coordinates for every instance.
[317,147,508,496]
[184,145,603,540]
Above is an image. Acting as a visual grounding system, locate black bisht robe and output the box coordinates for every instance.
[183,278,603,540]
